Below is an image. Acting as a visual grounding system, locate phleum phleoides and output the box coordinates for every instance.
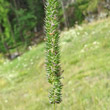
[45,0,63,107]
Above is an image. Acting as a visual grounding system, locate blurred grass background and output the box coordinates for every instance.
[0,18,110,110]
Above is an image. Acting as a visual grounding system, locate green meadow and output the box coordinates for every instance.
[0,18,110,110]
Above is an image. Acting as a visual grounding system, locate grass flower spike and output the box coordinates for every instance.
[45,0,63,105]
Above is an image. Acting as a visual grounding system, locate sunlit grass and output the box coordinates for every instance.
[0,18,110,110]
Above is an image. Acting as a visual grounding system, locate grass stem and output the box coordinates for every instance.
[54,103,56,110]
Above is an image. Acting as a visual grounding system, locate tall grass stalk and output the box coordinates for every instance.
[45,0,63,108]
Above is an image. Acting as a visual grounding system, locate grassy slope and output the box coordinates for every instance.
[0,18,110,110]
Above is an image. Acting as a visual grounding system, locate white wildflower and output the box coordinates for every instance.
[84,32,88,36]
[24,64,27,67]
[31,62,34,65]
[77,26,83,31]
[18,56,21,60]
[77,32,80,35]
[28,46,32,50]
[81,49,85,53]
[84,44,88,48]
[93,41,100,45]
[5,100,8,103]
[92,31,95,35]
[68,81,72,85]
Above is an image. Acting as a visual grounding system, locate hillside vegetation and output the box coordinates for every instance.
[0,18,110,110]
